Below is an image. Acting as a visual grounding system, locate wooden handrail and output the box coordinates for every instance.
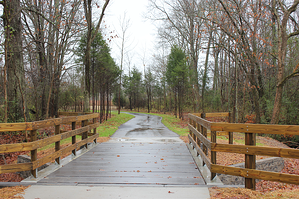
[0,112,100,177]
[211,143,299,159]
[0,123,100,153]
[0,113,99,131]
[211,165,299,185]
[211,122,299,135]
[188,112,299,190]
[188,114,212,130]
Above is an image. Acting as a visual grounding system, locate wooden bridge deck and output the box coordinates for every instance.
[38,140,205,186]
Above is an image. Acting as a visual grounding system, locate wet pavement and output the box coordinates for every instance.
[111,113,179,137]
[22,113,209,199]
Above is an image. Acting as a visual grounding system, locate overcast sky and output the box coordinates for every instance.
[103,0,157,74]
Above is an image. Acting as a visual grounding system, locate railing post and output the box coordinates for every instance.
[30,130,37,178]
[93,118,97,144]
[200,113,207,166]
[82,120,88,148]
[72,122,76,156]
[245,132,256,190]
[55,124,61,165]
[189,117,193,146]
[196,122,201,156]
[192,120,196,141]
[228,112,233,144]
[211,131,217,180]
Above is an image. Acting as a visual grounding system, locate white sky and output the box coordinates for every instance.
[103,0,157,74]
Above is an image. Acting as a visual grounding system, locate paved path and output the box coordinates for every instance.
[22,113,210,198]
[111,113,178,137]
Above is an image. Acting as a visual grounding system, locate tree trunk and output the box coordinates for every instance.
[163,81,166,114]
[106,84,109,120]
[202,31,212,113]
[270,8,289,124]
[4,0,25,122]
[174,89,177,118]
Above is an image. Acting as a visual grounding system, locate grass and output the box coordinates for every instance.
[128,111,189,136]
[97,111,134,137]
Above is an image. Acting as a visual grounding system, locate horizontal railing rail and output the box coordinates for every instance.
[0,112,100,178]
[188,112,299,190]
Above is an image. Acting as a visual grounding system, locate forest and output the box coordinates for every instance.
[1,0,299,127]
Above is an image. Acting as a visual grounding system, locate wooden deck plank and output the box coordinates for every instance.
[38,142,204,186]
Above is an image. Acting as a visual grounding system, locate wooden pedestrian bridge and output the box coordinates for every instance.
[0,112,299,190]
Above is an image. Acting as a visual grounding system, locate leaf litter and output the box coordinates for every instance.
[0,186,30,199]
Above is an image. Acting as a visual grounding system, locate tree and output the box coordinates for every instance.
[117,12,132,114]
[149,0,204,112]
[2,0,26,122]
[83,0,110,112]
[210,0,267,123]
[77,29,120,121]
[123,67,143,111]
[22,0,83,119]
[270,0,299,124]
[166,45,188,119]
[144,67,155,113]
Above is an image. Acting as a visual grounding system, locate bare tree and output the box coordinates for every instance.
[148,0,204,112]
[83,0,110,112]
[116,12,132,114]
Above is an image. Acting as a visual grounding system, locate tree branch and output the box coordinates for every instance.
[277,62,299,87]
[288,29,299,38]
[92,0,110,42]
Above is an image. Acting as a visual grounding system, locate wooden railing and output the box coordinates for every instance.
[188,113,299,190]
[0,112,99,178]
[193,112,233,143]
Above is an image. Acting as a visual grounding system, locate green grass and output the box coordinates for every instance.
[97,111,134,137]
[128,111,189,136]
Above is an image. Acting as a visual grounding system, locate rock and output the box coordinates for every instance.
[217,157,284,185]
[17,155,50,179]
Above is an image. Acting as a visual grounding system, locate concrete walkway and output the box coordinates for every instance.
[22,185,210,199]
[21,113,211,198]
